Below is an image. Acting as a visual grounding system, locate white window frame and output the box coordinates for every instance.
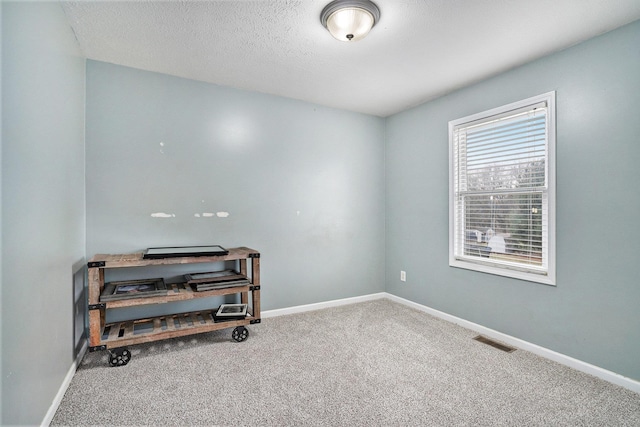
[448,92,556,285]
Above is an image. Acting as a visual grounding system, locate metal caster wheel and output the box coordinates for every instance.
[232,326,249,342]
[108,348,131,367]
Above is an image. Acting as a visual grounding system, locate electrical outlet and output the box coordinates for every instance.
[400,270,406,282]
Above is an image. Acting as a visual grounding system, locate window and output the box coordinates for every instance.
[449,92,555,285]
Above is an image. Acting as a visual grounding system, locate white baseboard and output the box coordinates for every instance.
[261,292,386,318]
[384,292,640,394]
[42,341,87,426]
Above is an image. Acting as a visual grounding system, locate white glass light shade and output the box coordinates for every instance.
[320,0,380,42]
[326,7,374,42]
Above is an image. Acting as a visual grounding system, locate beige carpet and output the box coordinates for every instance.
[52,299,640,425]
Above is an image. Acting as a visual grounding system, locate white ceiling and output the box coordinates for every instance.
[61,0,640,117]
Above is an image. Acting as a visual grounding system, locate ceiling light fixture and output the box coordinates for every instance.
[320,0,380,42]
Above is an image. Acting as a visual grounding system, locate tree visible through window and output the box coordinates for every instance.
[449,93,555,285]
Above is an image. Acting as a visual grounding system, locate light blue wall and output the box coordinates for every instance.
[85,61,386,314]
[1,2,85,425]
[385,20,640,381]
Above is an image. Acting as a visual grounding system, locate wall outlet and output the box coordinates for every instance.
[400,270,406,282]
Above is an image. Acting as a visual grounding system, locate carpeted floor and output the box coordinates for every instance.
[52,299,640,426]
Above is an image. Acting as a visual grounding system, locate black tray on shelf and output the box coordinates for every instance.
[185,269,250,291]
[100,278,167,302]
[214,304,248,321]
[143,245,228,259]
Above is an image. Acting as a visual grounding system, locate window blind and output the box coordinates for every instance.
[452,103,549,275]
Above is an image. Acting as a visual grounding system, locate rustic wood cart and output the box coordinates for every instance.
[87,247,261,366]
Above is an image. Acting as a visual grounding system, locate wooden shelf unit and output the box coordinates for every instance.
[87,246,261,352]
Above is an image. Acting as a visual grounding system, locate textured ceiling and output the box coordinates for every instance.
[61,0,640,117]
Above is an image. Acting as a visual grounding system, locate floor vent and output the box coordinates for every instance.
[473,335,516,353]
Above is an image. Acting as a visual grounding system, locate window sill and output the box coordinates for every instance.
[449,258,556,286]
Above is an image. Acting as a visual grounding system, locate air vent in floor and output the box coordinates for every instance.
[473,335,516,353]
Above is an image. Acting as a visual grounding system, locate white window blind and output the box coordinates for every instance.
[449,92,555,285]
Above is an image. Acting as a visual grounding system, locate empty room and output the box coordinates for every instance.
[2,0,640,425]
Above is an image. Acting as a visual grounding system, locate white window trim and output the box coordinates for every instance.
[448,92,556,286]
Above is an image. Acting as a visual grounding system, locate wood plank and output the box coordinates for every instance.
[165,315,177,331]
[123,322,135,338]
[175,314,186,329]
[188,285,250,297]
[253,287,261,319]
[87,268,102,303]
[241,291,248,305]
[181,283,194,296]
[106,295,170,308]
[174,283,192,296]
[190,313,201,326]
[108,323,122,341]
[89,247,259,269]
[89,310,103,347]
[167,283,182,295]
[104,284,250,308]
[252,257,261,286]
[105,318,250,348]
[204,312,216,325]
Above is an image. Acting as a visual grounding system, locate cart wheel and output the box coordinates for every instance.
[232,326,249,342]
[108,348,131,367]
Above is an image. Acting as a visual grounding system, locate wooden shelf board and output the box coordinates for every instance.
[103,283,251,308]
[89,247,259,269]
[100,309,257,349]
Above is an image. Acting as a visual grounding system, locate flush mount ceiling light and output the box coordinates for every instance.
[320,0,380,42]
